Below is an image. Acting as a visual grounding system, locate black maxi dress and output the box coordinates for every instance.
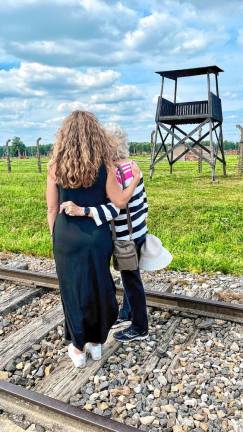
[52,163,118,351]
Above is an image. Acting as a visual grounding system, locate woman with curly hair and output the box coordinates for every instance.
[46,111,140,368]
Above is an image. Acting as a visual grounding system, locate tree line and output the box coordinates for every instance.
[130,140,240,154]
[0,136,240,158]
[0,137,53,157]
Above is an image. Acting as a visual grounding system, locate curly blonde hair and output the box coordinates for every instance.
[48,111,115,188]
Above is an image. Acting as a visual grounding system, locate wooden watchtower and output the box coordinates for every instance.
[150,66,226,181]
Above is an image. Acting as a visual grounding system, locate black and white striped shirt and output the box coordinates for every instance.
[91,162,148,240]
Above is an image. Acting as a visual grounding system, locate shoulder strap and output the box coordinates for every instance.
[111,219,117,240]
[117,164,133,239]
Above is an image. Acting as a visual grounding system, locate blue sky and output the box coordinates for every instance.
[0,0,242,145]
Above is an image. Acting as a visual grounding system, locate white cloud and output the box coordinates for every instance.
[0,0,137,67]
[0,62,120,98]
[12,40,71,56]
[123,10,230,61]
[175,31,207,52]
[222,91,238,99]
[124,12,171,49]
[0,0,231,68]
[0,59,145,142]
[90,85,142,103]
[0,0,242,143]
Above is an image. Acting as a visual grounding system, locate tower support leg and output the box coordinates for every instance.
[150,126,158,179]
[219,125,226,176]
[239,142,243,175]
[209,120,216,181]
[170,126,175,174]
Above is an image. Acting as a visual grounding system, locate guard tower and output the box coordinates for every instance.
[150,66,226,181]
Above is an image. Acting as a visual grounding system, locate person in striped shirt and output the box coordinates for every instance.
[87,126,149,342]
[91,161,148,239]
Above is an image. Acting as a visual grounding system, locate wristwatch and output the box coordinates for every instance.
[84,207,90,216]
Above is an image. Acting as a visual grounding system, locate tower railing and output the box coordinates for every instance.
[175,100,208,116]
[157,92,222,123]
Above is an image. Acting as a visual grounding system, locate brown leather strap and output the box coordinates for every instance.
[111,164,134,241]
[116,164,133,239]
[111,219,117,240]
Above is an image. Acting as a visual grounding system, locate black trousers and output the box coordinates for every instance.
[119,235,148,333]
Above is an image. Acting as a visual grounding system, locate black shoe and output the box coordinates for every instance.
[111,317,132,329]
[113,326,148,342]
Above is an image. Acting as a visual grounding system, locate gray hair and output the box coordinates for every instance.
[106,124,129,161]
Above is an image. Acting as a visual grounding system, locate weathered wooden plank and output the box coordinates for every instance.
[0,286,42,316]
[0,417,26,432]
[141,316,182,382]
[0,304,63,369]
[165,328,199,383]
[36,329,121,403]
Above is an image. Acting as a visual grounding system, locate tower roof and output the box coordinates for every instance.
[156,66,223,80]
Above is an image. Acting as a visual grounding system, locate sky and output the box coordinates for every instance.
[0,0,243,146]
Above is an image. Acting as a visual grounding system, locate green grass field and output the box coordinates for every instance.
[0,156,242,274]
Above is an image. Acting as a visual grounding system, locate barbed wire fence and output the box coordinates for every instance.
[0,131,242,176]
[0,137,50,174]
[236,125,243,175]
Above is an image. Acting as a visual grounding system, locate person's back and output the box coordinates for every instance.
[104,125,149,343]
[57,163,107,207]
[114,159,148,240]
[46,111,141,367]
[53,163,111,253]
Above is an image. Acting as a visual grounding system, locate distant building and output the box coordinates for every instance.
[225,149,238,155]
[172,143,210,161]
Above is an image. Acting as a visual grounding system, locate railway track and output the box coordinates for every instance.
[0,265,242,322]
[0,381,136,432]
[0,265,242,431]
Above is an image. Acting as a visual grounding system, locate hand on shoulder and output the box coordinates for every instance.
[130,160,141,182]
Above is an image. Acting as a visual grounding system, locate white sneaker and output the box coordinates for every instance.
[86,343,102,360]
[67,343,86,368]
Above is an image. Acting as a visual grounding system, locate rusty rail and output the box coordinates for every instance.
[0,381,136,432]
[0,266,242,323]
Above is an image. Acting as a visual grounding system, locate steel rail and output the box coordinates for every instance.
[0,265,242,322]
[0,381,136,432]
